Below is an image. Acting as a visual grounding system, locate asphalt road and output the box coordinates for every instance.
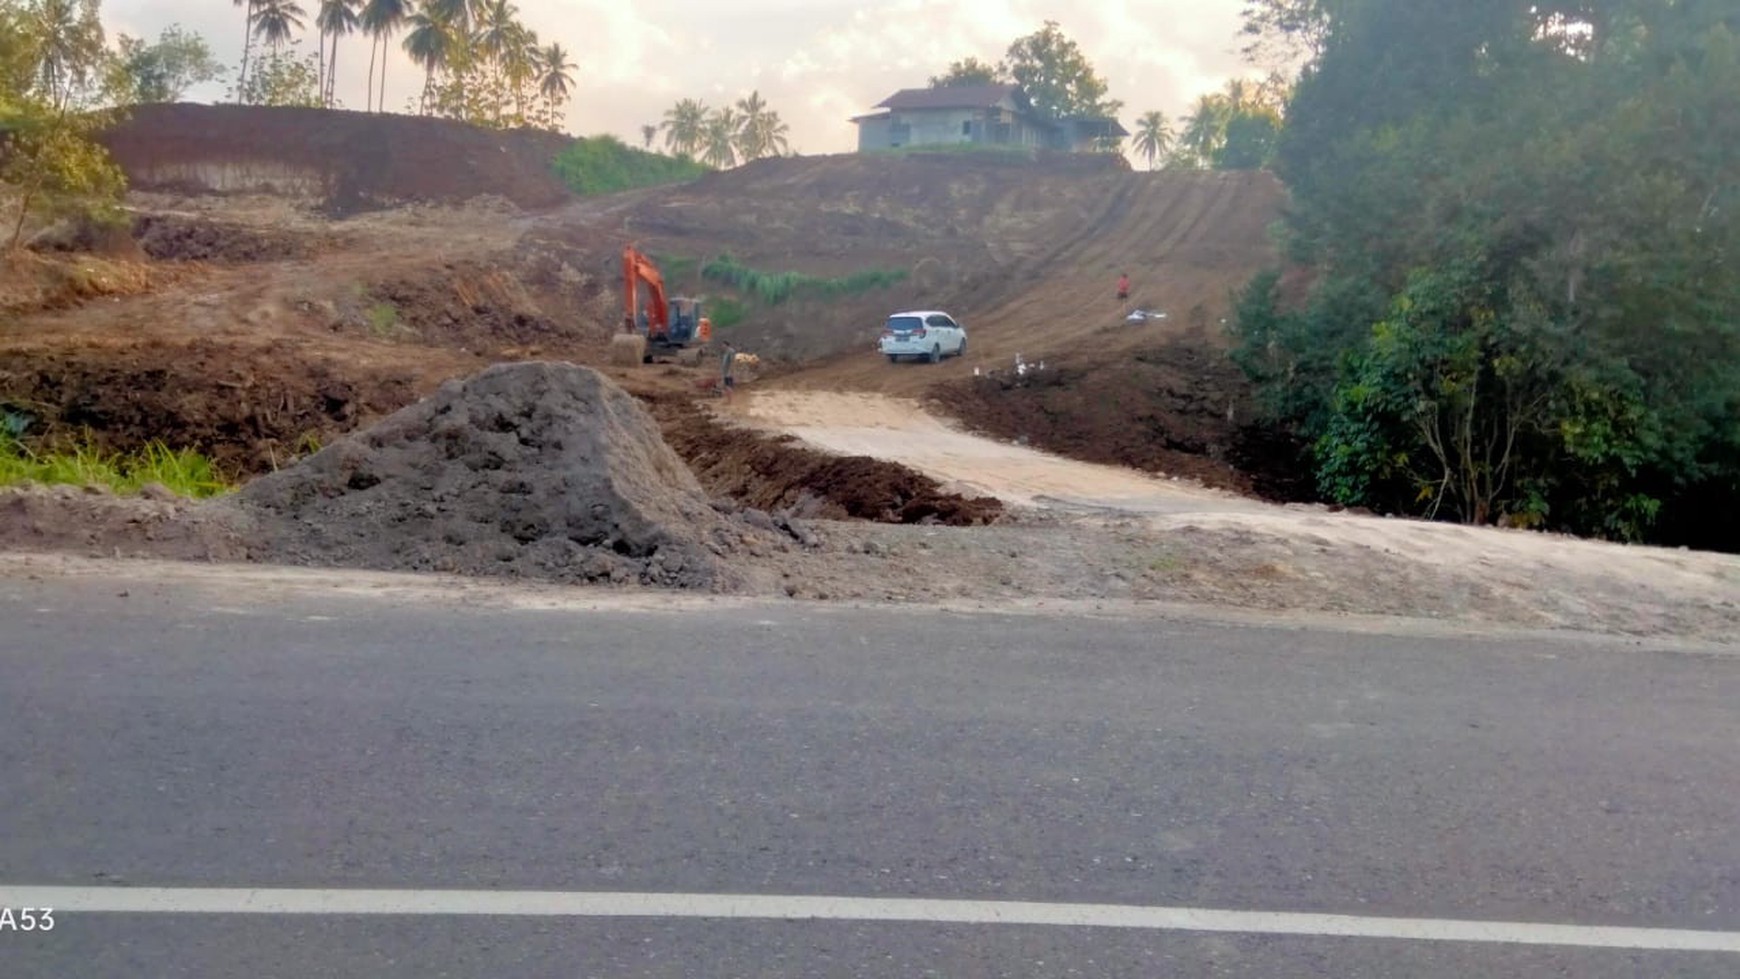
[2,567,1739,977]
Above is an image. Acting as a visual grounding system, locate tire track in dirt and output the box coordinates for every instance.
[775,170,1284,398]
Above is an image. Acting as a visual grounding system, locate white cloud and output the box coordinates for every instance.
[94,0,1252,153]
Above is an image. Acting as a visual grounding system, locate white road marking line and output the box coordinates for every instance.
[3,887,1739,952]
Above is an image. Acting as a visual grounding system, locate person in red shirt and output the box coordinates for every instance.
[1116,272,1130,300]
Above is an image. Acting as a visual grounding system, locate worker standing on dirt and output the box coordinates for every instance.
[1116,271,1130,301]
[720,340,737,402]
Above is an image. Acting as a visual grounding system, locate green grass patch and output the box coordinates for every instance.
[651,253,700,287]
[552,135,708,196]
[698,252,909,306]
[706,295,748,329]
[366,302,400,337]
[0,438,232,498]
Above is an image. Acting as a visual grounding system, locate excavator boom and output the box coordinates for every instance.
[622,244,670,337]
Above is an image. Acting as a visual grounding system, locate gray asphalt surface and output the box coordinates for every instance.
[3,569,1738,977]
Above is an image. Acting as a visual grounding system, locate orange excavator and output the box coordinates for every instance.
[611,244,712,366]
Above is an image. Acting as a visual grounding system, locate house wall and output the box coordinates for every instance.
[855,116,895,151]
[852,96,1067,152]
[887,108,979,148]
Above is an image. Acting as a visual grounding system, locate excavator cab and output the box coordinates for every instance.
[668,298,713,346]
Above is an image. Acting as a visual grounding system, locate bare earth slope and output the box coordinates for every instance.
[776,168,1286,396]
[5,106,1736,644]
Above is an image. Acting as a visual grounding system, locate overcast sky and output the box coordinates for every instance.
[98,0,1254,155]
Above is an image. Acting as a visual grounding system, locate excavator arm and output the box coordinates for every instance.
[622,244,670,339]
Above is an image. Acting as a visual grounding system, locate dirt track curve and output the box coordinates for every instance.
[773,168,1286,398]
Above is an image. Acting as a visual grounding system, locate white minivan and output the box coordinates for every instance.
[878,310,968,363]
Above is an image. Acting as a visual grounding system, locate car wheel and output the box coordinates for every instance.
[956,337,966,358]
[888,354,899,363]
[929,344,941,363]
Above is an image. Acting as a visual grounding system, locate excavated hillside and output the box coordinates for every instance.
[2,106,1296,523]
[10,107,1740,641]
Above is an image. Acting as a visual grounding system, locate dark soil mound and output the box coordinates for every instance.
[232,362,743,588]
[99,103,575,213]
[132,212,315,263]
[933,342,1257,495]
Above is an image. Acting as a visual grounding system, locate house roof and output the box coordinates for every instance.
[874,84,1025,112]
[1062,116,1132,138]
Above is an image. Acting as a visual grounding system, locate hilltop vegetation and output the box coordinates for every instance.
[1230,0,1740,551]
[550,135,704,195]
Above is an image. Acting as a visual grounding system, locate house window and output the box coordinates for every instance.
[962,120,972,136]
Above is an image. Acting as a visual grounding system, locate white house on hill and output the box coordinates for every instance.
[850,84,1128,154]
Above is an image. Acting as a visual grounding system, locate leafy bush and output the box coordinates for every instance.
[551,135,706,196]
[699,252,908,306]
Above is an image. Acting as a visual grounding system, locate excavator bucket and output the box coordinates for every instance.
[608,333,647,367]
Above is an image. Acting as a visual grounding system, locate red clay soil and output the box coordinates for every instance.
[98,104,576,213]
[643,391,1004,526]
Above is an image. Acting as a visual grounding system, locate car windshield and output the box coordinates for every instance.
[885,316,924,333]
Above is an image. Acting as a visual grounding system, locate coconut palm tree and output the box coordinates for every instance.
[401,7,454,113]
[661,98,707,158]
[316,0,359,106]
[1179,93,1232,167]
[251,0,307,57]
[740,109,790,159]
[360,0,407,111]
[28,0,99,103]
[472,0,520,115]
[640,124,656,149]
[424,0,473,34]
[702,107,741,169]
[234,0,256,100]
[536,41,575,123]
[1131,110,1173,170]
[733,90,775,158]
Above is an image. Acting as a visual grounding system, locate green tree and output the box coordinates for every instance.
[701,105,739,169]
[115,24,225,103]
[399,7,450,113]
[231,39,320,107]
[928,56,1004,88]
[1229,0,1740,549]
[1002,20,1121,121]
[535,41,574,124]
[1213,108,1281,169]
[1131,110,1173,169]
[732,90,789,160]
[1,0,129,250]
[660,97,706,158]
[1237,0,1330,70]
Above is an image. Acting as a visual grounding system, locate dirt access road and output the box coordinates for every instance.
[720,387,1740,645]
[731,390,1257,514]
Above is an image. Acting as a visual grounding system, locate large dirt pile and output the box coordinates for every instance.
[98,104,575,213]
[231,361,747,588]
